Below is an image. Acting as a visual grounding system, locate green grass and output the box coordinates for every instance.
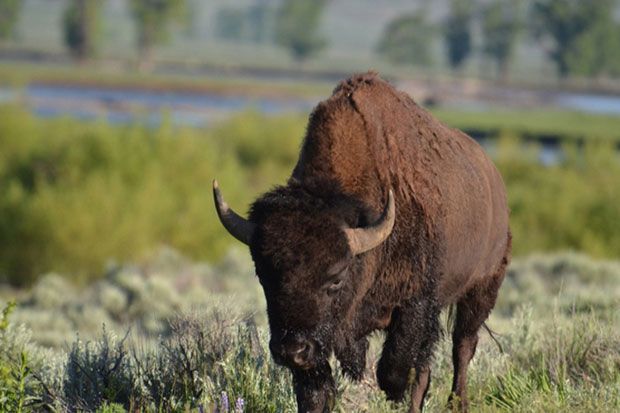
[433,109,620,141]
[0,61,332,98]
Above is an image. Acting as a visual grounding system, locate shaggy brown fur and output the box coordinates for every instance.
[239,72,511,413]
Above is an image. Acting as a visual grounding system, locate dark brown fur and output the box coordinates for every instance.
[245,72,511,413]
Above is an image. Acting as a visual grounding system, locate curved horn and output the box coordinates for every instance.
[343,190,396,255]
[213,180,256,245]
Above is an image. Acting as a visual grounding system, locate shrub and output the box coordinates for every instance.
[31,309,294,412]
[0,302,40,412]
[1,251,620,411]
[1,105,620,286]
[0,107,302,286]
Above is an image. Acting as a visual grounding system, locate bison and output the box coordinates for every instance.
[213,72,511,413]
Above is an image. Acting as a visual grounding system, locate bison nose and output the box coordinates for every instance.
[287,340,315,368]
[270,335,317,369]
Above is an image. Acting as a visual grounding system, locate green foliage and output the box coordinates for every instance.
[444,0,473,70]
[29,310,294,412]
[129,0,187,64]
[531,0,620,77]
[8,247,264,348]
[481,0,523,81]
[0,301,15,331]
[0,302,35,413]
[484,309,620,412]
[0,0,21,40]
[495,136,620,258]
[1,104,620,286]
[63,329,133,411]
[0,106,304,286]
[96,403,127,413]
[274,0,327,61]
[63,0,102,60]
[376,11,434,67]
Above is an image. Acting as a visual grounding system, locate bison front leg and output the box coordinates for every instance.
[335,336,368,381]
[377,298,440,410]
[292,362,336,413]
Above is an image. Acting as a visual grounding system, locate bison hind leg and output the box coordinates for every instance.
[449,245,510,412]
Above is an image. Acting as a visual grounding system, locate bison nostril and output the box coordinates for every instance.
[290,341,314,367]
[291,342,309,355]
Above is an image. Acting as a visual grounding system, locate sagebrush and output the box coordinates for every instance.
[0,250,618,412]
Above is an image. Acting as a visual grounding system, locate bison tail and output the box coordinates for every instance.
[482,322,504,354]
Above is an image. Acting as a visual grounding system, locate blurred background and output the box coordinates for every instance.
[1,0,619,286]
[0,1,619,411]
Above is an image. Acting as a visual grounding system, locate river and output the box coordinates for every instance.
[2,83,620,127]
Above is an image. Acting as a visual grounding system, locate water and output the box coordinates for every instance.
[3,83,620,166]
[555,92,620,115]
[4,84,620,126]
[8,84,315,127]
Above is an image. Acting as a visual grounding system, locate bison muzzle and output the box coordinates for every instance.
[214,72,511,413]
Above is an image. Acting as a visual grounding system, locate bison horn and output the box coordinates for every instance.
[344,190,396,255]
[213,180,256,245]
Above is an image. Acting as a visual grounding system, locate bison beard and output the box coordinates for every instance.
[214,72,511,413]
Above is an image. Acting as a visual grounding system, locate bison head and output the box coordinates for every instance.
[213,180,394,409]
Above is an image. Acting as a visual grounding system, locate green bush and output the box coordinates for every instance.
[0,107,303,286]
[496,135,620,257]
[9,247,263,348]
[0,302,38,413]
[1,104,620,286]
[28,310,294,412]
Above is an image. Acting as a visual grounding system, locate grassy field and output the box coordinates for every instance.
[1,3,619,411]
[433,109,620,142]
[0,250,618,412]
[0,62,332,99]
[0,93,619,411]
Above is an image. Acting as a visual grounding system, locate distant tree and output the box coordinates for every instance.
[247,2,276,43]
[443,0,473,71]
[377,11,435,67]
[275,0,327,61]
[481,0,522,82]
[564,21,620,78]
[63,0,102,60]
[531,0,619,78]
[0,0,22,41]
[129,0,186,69]
[215,7,245,41]
[215,3,275,43]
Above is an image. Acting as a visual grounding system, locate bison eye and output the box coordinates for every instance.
[330,278,343,289]
[326,274,346,294]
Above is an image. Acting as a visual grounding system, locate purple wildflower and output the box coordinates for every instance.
[235,397,245,413]
[221,391,229,412]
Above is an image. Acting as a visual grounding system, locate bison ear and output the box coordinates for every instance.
[213,180,256,245]
[343,190,395,256]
